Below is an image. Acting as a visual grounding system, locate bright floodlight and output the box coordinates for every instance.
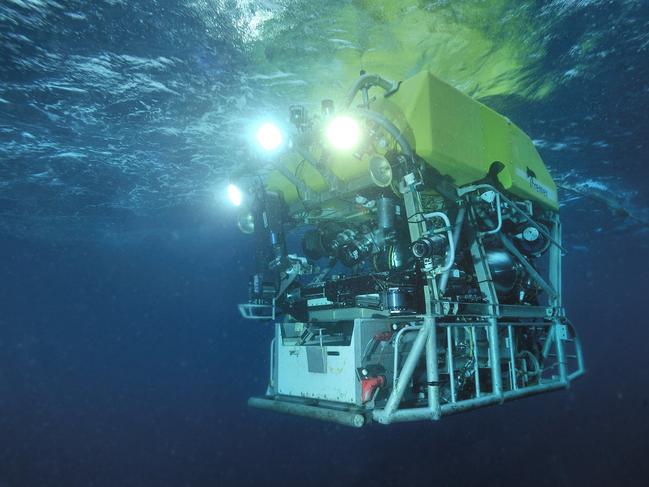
[256,122,283,151]
[326,115,360,150]
[227,184,243,207]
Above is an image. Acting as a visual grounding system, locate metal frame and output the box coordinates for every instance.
[251,313,585,427]
[248,179,585,427]
[246,110,585,427]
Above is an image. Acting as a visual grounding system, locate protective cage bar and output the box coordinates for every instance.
[247,186,585,426]
[249,315,585,426]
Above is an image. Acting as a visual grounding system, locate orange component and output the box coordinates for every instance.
[374,331,393,342]
[361,376,385,403]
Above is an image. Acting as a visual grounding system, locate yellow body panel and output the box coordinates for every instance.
[379,70,558,209]
[264,150,371,204]
[265,152,327,204]
[267,70,558,210]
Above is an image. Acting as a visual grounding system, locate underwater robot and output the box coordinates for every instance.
[231,70,584,427]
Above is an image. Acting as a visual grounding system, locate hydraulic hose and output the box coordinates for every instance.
[352,108,413,157]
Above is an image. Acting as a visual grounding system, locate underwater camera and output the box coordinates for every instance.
[231,71,584,427]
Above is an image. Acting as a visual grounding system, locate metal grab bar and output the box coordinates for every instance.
[374,318,433,424]
[457,183,566,253]
[392,325,423,386]
[483,190,503,234]
[447,326,456,402]
[421,211,456,274]
[238,301,276,320]
[508,325,518,390]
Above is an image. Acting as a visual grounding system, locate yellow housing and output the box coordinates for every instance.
[266,70,558,211]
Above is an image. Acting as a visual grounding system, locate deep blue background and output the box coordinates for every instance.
[2,0,649,485]
[1,203,648,487]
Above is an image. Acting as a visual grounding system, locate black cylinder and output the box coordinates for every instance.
[301,229,326,260]
[339,243,367,267]
[386,287,416,314]
[486,250,521,294]
[412,235,446,259]
[377,197,395,230]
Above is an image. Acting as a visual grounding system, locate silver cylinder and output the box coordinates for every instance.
[374,319,432,424]
[248,397,365,428]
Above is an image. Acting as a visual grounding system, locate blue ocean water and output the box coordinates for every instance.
[1,1,648,486]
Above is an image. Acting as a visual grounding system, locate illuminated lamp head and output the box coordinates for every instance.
[325,115,361,150]
[227,183,243,207]
[255,122,284,152]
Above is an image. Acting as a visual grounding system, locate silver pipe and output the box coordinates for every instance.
[388,395,501,422]
[508,325,517,390]
[392,325,422,386]
[555,322,568,383]
[568,369,586,381]
[447,326,456,402]
[425,315,441,420]
[498,321,554,327]
[438,207,466,294]
[387,379,568,423]
[471,325,481,397]
[542,325,555,360]
[422,211,455,274]
[573,329,586,377]
[268,337,276,394]
[389,405,450,422]
[374,319,432,424]
[488,317,503,399]
[502,380,567,400]
[550,215,563,308]
[499,233,557,299]
[442,380,567,416]
[482,191,502,235]
[248,397,365,428]
[441,395,502,415]
[443,380,567,416]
